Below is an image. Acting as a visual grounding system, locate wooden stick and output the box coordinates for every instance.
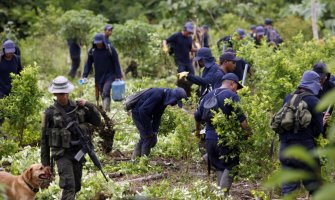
[113,157,130,161]
[124,173,167,183]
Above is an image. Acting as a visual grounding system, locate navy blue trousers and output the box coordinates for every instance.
[132,117,157,156]
[279,138,321,195]
[205,140,239,172]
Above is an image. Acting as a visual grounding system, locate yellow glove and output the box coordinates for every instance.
[163,46,169,53]
[177,71,189,79]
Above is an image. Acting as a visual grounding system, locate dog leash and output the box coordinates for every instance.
[22,176,39,193]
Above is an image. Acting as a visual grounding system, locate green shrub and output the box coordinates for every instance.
[111,20,175,77]
[275,16,313,41]
[155,107,198,159]
[59,10,107,46]
[0,139,19,160]
[0,65,43,146]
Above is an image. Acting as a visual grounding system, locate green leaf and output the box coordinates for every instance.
[316,147,335,161]
[264,169,311,188]
[313,184,335,200]
[316,89,335,111]
[283,146,317,168]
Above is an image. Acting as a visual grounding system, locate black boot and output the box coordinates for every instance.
[131,143,142,162]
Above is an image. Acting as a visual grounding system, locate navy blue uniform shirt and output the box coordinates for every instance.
[187,63,219,93]
[212,68,226,89]
[279,92,323,142]
[166,32,192,67]
[0,55,22,96]
[194,88,246,141]
[233,59,249,81]
[203,33,209,48]
[131,88,168,135]
[83,46,122,87]
[104,36,111,46]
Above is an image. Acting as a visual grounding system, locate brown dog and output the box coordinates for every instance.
[0,163,53,200]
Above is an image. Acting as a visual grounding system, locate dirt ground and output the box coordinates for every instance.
[99,151,269,200]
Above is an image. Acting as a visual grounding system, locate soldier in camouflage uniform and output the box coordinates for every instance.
[41,76,101,200]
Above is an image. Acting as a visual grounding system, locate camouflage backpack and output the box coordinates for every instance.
[270,92,313,134]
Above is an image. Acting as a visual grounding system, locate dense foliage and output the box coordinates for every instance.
[1,0,335,199]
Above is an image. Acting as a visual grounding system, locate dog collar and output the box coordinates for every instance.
[23,176,39,193]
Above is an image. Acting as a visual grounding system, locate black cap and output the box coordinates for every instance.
[221,73,243,89]
[264,18,272,25]
[219,52,238,63]
[313,62,329,78]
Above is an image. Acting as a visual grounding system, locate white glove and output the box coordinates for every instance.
[177,71,189,79]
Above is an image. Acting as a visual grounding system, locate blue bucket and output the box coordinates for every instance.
[111,80,125,101]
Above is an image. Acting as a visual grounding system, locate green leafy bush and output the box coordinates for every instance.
[59,10,107,46]
[0,139,19,160]
[155,107,198,159]
[111,20,175,77]
[0,64,42,146]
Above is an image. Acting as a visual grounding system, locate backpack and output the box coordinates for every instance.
[270,92,313,134]
[201,88,227,121]
[124,88,152,111]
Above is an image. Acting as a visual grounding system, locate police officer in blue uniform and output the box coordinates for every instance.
[194,73,251,195]
[130,87,187,160]
[82,33,123,112]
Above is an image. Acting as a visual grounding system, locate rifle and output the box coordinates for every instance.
[54,103,109,182]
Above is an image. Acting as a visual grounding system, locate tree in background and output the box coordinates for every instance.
[59,9,107,47]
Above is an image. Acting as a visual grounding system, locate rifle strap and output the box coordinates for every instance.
[52,103,77,127]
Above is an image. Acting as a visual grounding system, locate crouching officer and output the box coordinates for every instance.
[41,76,101,200]
[131,87,187,160]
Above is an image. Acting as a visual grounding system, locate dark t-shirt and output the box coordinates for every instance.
[203,33,209,47]
[233,59,249,81]
[83,46,122,87]
[212,68,225,89]
[132,88,167,135]
[166,32,192,66]
[0,55,22,96]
